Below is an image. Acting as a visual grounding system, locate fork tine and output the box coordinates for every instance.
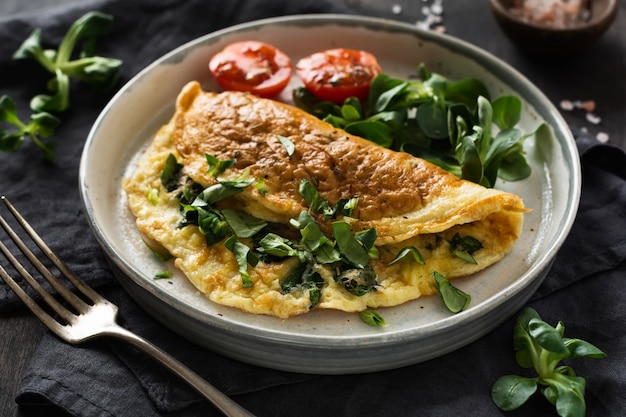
[0,263,69,338]
[1,196,105,308]
[0,233,77,324]
[0,197,88,314]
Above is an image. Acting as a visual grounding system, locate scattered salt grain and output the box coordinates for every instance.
[416,14,442,30]
[561,97,605,137]
[561,98,598,115]
[416,0,446,32]
[560,99,574,111]
[430,0,444,15]
[596,132,610,143]
[392,4,402,15]
[586,112,602,124]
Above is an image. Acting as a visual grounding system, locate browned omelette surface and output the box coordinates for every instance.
[123,81,528,318]
[175,81,453,222]
[174,81,526,244]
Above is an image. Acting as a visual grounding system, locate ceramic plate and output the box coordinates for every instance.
[79,15,580,374]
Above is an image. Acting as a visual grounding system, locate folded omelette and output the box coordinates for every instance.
[123,81,528,319]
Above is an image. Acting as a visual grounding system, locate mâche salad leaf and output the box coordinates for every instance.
[492,308,606,417]
[293,64,540,187]
[13,11,122,113]
[1,11,122,160]
[0,95,59,160]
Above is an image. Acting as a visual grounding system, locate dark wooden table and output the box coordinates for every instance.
[1,1,624,416]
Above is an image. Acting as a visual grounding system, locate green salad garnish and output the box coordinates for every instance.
[294,65,542,188]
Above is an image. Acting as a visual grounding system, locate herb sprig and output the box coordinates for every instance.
[492,307,606,417]
[294,65,540,188]
[13,11,122,113]
[1,11,121,160]
[0,95,59,160]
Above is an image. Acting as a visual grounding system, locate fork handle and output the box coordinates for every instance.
[106,326,256,417]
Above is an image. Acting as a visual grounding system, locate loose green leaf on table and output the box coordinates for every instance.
[13,11,122,113]
[492,307,606,417]
[0,95,59,160]
[3,11,122,160]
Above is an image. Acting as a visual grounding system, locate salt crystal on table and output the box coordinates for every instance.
[431,0,443,15]
[586,113,602,124]
[596,132,609,143]
[560,99,574,111]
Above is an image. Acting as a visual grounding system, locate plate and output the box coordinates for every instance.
[79,15,580,374]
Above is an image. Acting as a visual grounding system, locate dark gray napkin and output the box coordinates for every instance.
[1,0,625,416]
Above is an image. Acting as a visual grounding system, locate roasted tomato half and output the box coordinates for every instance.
[295,48,381,104]
[208,41,293,98]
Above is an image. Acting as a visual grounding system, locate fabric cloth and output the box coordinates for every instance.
[1,0,625,416]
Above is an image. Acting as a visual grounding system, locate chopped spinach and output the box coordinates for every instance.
[359,310,387,327]
[432,271,471,313]
[224,235,258,288]
[280,262,324,308]
[163,155,380,300]
[161,153,183,192]
[336,267,378,296]
[153,270,172,280]
[449,233,483,264]
[388,246,425,265]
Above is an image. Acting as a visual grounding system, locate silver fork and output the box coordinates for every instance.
[0,196,255,417]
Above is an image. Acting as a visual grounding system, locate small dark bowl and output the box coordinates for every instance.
[488,0,618,56]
